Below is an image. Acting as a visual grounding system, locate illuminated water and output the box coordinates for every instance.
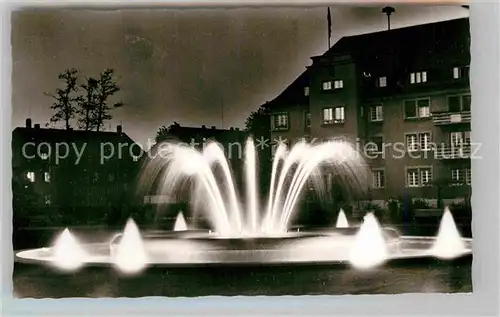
[173,212,188,231]
[430,207,467,259]
[139,139,369,236]
[336,209,349,228]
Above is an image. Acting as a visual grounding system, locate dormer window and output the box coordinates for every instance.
[410,71,427,84]
[377,76,387,88]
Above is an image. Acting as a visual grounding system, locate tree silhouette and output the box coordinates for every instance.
[77,77,99,131]
[93,69,122,132]
[155,122,181,143]
[45,69,79,129]
[245,103,270,136]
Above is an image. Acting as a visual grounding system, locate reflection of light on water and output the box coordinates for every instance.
[114,219,148,275]
[52,228,86,271]
[349,213,388,270]
[173,211,188,231]
[430,208,466,259]
[336,209,349,228]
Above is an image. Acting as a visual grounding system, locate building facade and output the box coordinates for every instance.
[12,119,141,226]
[268,18,472,207]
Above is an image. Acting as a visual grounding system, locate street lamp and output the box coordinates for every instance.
[382,6,396,31]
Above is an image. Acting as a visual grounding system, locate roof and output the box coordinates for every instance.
[12,126,137,145]
[268,18,470,110]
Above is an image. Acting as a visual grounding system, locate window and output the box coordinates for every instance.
[40,153,49,160]
[419,132,432,151]
[44,172,50,183]
[453,66,470,79]
[406,166,433,187]
[44,195,51,205]
[366,136,384,155]
[304,86,310,96]
[404,98,431,119]
[466,168,471,185]
[322,81,332,90]
[334,80,344,89]
[304,111,311,128]
[451,168,462,182]
[26,172,35,182]
[407,132,432,151]
[271,113,289,131]
[133,156,139,162]
[420,167,432,185]
[323,107,345,124]
[407,168,419,187]
[450,131,470,147]
[410,71,427,84]
[370,104,383,122]
[373,169,385,188]
[378,76,387,88]
[448,94,471,112]
[406,134,419,152]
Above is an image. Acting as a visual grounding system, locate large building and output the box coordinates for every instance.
[267,18,472,207]
[12,119,141,226]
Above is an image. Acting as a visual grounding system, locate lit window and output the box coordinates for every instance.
[44,195,51,205]
[334,80,343,89]
[378,76,387,88]
[410,71,427,84]
[451,168,462,182]
[272,113,289,131]
[404,98,431,119]
[466,168,471,185]
[40,153,49,160]
[370,104,383,122]
[133,156,139,162]
[419,132,432,151]
[304,87,310,96]
[324,107,345,124]
[26,172,35,182]
[406,134,419,152]
[407,166,433,187]
[322,81,332,90]
[407,168,419,187]
[304,112,311,128]
[453,67,460,79]
[44,172,50,183]
[373,169,385,188]
[420,168,432,185]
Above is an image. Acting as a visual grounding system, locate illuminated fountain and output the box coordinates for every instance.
[15,138,472,274]
[336,209,349,228]
[173,212,188,231]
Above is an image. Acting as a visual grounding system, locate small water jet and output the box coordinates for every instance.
[51,228,86,271]
[336,209,349,228]
[174,212,188,231]
[113,219,148,274]
[349,213,388,270]
[430,207,467,259]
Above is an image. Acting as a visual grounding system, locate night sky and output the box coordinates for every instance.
[11,5,468,145]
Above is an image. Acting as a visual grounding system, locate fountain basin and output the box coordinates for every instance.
[15,229,472,269]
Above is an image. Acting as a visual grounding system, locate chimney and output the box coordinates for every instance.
[26,118,32,129]
[201,125,206,129]
[229,127,234,131]
[117,125,123,134]
[211,126,216,130]
[235,128,240,131]
[34,124,40,130]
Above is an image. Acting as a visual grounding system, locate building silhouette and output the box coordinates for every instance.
[267,18,471,208]
[12,119,142,226]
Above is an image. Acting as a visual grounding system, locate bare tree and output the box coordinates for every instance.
[93,69,122,132]
[77,77,99,131]
[45,69,79,129]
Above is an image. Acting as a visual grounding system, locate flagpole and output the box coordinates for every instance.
[327,7,332,50]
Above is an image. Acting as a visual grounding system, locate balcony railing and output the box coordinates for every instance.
[432,111,471,125]
[434,145,471,160]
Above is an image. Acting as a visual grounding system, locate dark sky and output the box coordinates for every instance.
[11,5,467,145]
